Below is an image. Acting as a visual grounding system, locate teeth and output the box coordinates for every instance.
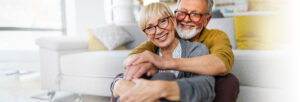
[157,34,167,41]
[182,23,195,27]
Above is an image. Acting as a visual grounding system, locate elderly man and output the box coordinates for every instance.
[116,0,239,102]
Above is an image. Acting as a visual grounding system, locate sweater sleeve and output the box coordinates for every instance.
[205,30,234,76]
[187,42,210,58]
[110,73,124,96]
[176,75,216,102]
[176,41,215,102]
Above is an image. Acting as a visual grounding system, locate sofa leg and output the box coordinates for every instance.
[76,93,83,102]
[47,91,56,102]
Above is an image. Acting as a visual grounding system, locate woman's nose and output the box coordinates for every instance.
[155,27,164,35]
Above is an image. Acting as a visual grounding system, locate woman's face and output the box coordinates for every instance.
[143,16,176,48]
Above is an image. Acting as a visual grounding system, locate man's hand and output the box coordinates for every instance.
[129,51,166,68]
[123,51,164,80]
[123,51,173,80]
[119,79,164,102]
[124,62,157,80]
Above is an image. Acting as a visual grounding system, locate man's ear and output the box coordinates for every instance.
[172,17,177,28]
[204,14,212,27]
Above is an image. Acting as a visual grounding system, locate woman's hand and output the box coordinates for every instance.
[119,79,180,102]
[113,79,135,97]
[119,79,164,102]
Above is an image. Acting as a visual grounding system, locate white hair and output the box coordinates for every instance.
[176,0,214,13]
[138,2,174,30]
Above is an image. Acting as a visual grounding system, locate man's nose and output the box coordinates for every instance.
[183,14,191,22]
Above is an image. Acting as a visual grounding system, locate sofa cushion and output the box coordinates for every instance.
[238,86,282,102]
[231,50,284,88]
[61,50,131,77]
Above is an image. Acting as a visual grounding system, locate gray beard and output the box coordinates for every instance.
[176,24,203,40]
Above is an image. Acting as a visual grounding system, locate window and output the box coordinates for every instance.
[0,0,65,50]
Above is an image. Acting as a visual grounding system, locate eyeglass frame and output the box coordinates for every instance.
[142,16,172,35]
[174,9,209,23]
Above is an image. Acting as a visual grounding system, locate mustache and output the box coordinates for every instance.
[179,22,197,27]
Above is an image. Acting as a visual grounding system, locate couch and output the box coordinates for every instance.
[36,18,282,102]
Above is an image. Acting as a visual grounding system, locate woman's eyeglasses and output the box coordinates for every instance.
[143,16,171,35]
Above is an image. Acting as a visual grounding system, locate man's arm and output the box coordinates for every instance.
[166,30,233,76]
[127,36,230,76]
[205,30,234,75]
[125,49,226,76]
[166,54,226,76]
[125,30,233,76]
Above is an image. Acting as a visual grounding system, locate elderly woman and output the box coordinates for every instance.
[111,2,215,102]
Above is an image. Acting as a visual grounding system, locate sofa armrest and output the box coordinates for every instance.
[36,36,89,91]
[36,36,88,51]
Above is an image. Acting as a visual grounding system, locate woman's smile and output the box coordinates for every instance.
[155,33,168,42]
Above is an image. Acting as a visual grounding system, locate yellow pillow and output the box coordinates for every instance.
[234,15,278,50]
[248,0,280,11]
[87,29,127,50]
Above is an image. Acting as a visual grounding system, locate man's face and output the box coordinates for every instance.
[176,0,210,40]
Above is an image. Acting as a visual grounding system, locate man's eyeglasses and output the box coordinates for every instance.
[143,16,171,35]
[174,10,208,22]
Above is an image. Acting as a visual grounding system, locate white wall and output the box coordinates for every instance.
[65,0,107,37]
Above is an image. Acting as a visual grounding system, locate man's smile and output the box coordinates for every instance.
[180,23,196,30]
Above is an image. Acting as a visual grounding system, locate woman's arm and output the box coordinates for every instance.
[118,75,215,102]
[175,75,216,102]
[154,75,216,102]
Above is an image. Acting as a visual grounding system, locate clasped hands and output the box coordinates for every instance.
[114,51,175,102]
[123,51,170,80]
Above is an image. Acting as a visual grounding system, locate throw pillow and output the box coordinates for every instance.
[234,15,277,50]
[87,29,127,50]
[90,24,134,50]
